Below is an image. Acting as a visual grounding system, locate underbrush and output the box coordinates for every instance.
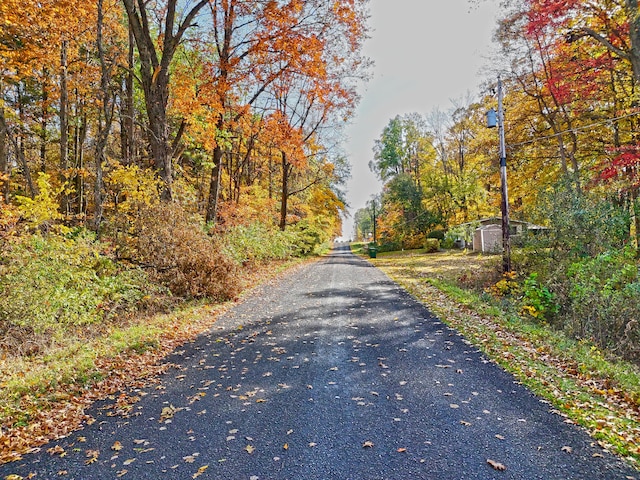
[0,232,156,355]
[127,203,242,300]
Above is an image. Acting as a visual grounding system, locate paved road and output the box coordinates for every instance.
[1,246,638,479]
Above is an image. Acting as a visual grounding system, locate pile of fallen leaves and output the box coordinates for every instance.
[0,258,311,465]
[373,252,640,467]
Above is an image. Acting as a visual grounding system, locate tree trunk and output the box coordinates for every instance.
[40,76,48,173]
[0,99,8,203]
[121,24,135,165]
[74,107,87,215]
[206,142,224,224]
[94,0,115,231]
[626,0,640,85]
[279,151,290,231]
[0,112,36,198]
[60,41,69,214]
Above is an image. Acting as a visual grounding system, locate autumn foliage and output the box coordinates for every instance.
[358,0,640,361]
[0,0,368,295]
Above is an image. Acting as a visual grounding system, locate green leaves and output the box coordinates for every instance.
[0,232,149,335]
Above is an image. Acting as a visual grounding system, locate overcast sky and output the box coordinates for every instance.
[340,0,501,239]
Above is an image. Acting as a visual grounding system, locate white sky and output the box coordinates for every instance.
[340,0,501,239]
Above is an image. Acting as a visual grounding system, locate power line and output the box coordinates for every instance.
[507,110,640,149]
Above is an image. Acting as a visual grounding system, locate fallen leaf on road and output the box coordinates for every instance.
[495,434,505,440]
[363,441,374,448]
[487,459,506,471]
[159,405,178,422]
[245,445,255,454]
[309,442,317,447]
[47,445,65,456]
[561,446,573,454]
[283,443,289,450]
[397,448,407,453]
[116,470,128,478]
[450,404,460,409]
[192,465,209,478]
[460,420,472,426]
[112,441,123,451]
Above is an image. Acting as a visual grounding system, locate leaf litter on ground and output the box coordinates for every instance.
[372,250,640,467]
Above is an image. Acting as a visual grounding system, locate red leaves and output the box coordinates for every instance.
[594,145,640,189]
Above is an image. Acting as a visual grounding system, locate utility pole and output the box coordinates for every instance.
[487,76,511,273]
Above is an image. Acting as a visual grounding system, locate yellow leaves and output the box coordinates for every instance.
[159,405,182,422]
[15,173,68,233]
[111,441,123,451]
[192,465,209,478]
[84,449,99,465]
[245,445,255,454]
[104,164,162,215]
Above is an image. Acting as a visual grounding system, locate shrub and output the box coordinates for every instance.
[130,203,241,300]
[288,220,324,256]
[524,182,629,263]
[219,222,295,265]
[423,238,440,253]
[520,273,559,321]
[426,229,446,240]
[557,248,640,359]
[403,233,426,250]
[0,232,150,344]
[376,241,402,253]
[485,271,520,298]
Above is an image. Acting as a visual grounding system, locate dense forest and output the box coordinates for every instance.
[356,0,640,361]
[0,0,368,351]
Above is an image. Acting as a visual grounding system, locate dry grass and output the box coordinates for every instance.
[374,249,502,292]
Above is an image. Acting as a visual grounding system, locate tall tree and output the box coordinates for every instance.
[202,0,368,223]
[122,0,209,199]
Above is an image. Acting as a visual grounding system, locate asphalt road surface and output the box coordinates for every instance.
[1,245,638,479]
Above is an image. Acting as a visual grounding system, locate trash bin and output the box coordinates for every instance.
[368,244,377,258]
